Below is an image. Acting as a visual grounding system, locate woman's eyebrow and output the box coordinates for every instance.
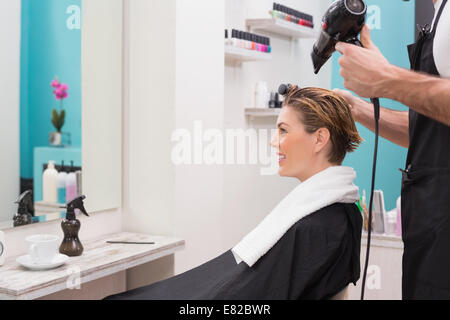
[277,122,290,128]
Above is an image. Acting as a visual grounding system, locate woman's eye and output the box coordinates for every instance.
[279,128,287,134]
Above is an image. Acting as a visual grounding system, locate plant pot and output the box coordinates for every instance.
[49,132,71,147]
[49,132,61,146]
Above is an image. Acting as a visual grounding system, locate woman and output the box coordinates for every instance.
[105,86,363,300]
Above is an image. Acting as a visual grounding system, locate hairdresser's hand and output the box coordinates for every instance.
[333,88,371,123]
[335,25,394,98]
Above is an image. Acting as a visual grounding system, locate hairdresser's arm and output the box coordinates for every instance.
[335,25,450,127]
[334,89,409,148]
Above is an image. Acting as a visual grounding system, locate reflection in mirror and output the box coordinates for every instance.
[0,0,82,229]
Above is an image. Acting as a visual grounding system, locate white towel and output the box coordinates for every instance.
[231,166,359,267]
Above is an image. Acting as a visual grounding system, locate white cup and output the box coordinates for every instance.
[26,234,59,264]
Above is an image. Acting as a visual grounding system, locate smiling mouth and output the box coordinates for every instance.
[278,154,286,161]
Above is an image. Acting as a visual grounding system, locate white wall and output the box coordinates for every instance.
[121,0,177,289]
[222,0,332,249]
[122,0,225,281]
[173,0,225,273]
[0,0,21,223]
[82,0,123,213]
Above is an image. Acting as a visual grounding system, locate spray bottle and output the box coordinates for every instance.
[59,195,89,256]
[0,231,5,266]
[13,190,34,227]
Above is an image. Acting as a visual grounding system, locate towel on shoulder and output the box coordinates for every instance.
[231,166,360,267]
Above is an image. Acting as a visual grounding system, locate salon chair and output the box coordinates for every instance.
[330,286,349,300]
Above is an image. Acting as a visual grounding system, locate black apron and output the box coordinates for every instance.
[402,0,450,299]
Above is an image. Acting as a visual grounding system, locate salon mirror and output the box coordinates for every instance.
[0,0,122,230]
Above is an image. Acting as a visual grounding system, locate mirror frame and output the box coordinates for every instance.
[81,0,123,213]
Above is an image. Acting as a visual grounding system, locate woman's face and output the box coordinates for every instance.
[270,106,330,181]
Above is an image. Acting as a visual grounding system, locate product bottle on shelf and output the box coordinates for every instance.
[65,161,77,203]
[43,160,58,203]
[57,161,67,204]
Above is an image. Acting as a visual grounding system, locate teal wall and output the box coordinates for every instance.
[20,0,82,179]
[332,0,416,210]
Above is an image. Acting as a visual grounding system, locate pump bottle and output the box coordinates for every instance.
[43,160,58,202]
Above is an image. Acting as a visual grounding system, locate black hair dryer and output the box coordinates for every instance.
[311,0,367,74]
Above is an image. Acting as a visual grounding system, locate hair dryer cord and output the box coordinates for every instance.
[360,97,380,300]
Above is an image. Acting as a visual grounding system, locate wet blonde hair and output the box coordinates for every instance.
[283,86,363,164]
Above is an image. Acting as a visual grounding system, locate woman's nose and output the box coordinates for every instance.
[270,131,279,149]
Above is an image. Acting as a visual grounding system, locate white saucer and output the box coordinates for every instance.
[16,254,69,271]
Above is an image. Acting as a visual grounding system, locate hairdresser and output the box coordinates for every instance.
[334,0,450,299]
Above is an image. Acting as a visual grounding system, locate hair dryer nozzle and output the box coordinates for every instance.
[311,49,330,74]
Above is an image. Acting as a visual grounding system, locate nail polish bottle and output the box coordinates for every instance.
[231,29,238,47]
[241,32,247,49]
[287,7,293,22]
[238,31,245,49]
[251,33,256,51]
[236,30,242,48]
[281,6,290,22]
[257,36,263,52]
[244,32,252,50]
[266,37,272,53]
[242,31,249,49]
[294,10,301,25]
[298,12,306,26]
[241,31,247,48]
[293,10,301,24]
[302,13,309,27]
[225,29,230,46]
[271,3,279,19]
[289,9,298,24]
[276,4,286,20]
[262,37,267,53]
[307,14,314,28]
[285,8,291,22]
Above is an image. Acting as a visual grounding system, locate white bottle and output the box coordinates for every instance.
[373,190,386,234]
[0,231,5,266]
[43,160,58,203]
[385,209,398,235]
[254,81,269,109]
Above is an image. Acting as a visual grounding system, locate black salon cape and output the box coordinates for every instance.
[105,203,362,300]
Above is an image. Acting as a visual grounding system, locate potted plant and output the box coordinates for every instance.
[49,77,70,146]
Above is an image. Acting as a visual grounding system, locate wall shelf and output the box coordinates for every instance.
[246,18,317,39]
[245,108,281,118]
[225,45,272,63]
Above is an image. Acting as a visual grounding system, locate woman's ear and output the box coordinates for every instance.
[314,128,331,154]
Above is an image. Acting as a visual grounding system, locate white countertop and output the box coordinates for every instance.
[0,232,185,300]
[361,232,403,249]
